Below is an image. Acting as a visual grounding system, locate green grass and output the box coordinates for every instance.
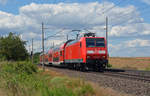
[0,61,95,96]
[107,63,112,68]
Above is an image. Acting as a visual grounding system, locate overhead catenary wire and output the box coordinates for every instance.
[109,6,150,26]
[103,8,149,27]
[96,1,150,45]
[99,0,130,16]
[109,4,150,22]
[110,13,144,27]
[108,0,150,26]
[46,1,149,40]
[99,0,144,26]
[44,28,66,40]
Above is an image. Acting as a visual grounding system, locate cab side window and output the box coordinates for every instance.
[80,42,82,48]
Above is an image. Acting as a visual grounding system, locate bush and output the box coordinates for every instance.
[33,52,41,64]
[0,61,37,74]
[0,62,39,96]
[0,62,95,96]
[0,55,7,61]
[107,63,112,68]
[0,32,29,61]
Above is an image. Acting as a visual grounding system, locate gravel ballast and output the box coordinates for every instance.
[46,67,150,96]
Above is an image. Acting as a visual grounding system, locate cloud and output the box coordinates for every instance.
[22,32,41,40]
[126,39,150,47]
[0,2,150,56]
[19,2,106,28]
[18,2,143,30]
[110,39,150,49]
[142,0,150,5]
[109,39,150,57]
[0,2,144,37]
[0,0,7,5]
[110,23,150,36]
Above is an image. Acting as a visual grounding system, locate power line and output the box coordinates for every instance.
[95,0,133,29]
[102,0,150,26]
[109,7,150,26]
[44,28,66,40]
[108,9,148,26]
[111,21,144,27]
[100,0,129,16]
[111,5,150,20]
[110,19,142,28]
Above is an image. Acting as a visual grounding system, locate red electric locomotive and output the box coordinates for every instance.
[64,33,108,71]
[41,32,108,71]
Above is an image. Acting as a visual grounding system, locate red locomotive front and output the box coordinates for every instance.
[85,37,108,71]
[64,33,108,71]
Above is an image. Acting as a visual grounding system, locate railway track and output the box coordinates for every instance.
[99,71,150,83]
[42,65,150,96]
[40,64,150,83]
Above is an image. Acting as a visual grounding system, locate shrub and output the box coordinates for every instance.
[0,62,38,96]
[0,61,37,74]
[0,32,29,61]
[0,62,95,96]
[107,63,112,68]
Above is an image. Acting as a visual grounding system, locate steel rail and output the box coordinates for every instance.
[39,64,150,83]
[99,72,150,83]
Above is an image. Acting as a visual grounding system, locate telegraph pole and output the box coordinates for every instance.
[106,17,108,46]
[31,39,34,64]
[42,22,45,71]
[106,16,108,54]
[67,34,68,41]
[53,42,54,48]
[28,44,31,61]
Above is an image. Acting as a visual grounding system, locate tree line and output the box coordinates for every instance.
[0,32,28,61]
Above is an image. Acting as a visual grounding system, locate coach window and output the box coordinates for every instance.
[60,51,62,56]
[49,54,52,57]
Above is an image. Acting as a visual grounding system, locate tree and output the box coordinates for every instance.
[33,52,41,63]
[0,32,28,61]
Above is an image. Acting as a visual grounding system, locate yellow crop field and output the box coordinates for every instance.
[109,57,150,70]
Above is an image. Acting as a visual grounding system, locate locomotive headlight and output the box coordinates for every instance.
[99,50,106,54]
[87,56,91,58]
[87,50,94,54]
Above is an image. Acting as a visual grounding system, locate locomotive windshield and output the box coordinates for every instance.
[86,38,105,47]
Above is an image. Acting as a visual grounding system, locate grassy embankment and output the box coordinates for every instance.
[0,62,95,96]
[0,62,131,96]
[109,57,150,70]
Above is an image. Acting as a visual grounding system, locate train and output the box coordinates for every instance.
[40,32,108,71]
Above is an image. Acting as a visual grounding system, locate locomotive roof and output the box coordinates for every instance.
[47,37,105,52]
[66,37,105,47]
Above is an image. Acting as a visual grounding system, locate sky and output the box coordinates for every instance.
[0,0,150,57]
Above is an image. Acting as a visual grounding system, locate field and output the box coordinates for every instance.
[1,57,149,96]
[0,62,95,96]
[0,61,131,96]
[109,57,150,70]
